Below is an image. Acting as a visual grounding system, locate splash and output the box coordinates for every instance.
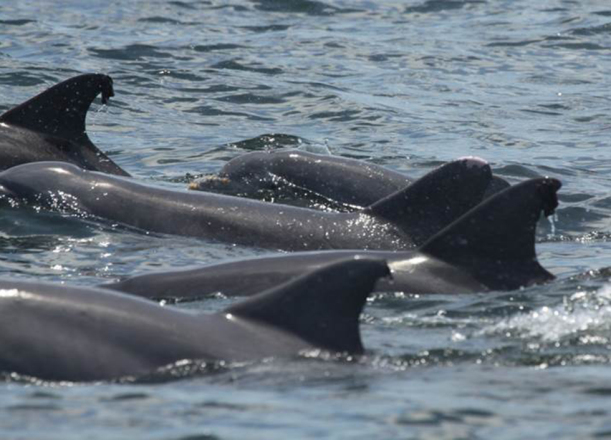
[484,284,611,343]
[304,138,331,155]
[547,212,558,236]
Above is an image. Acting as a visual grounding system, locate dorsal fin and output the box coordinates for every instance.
[0,74,129,177]
[420,177,561,289]
[485,175,511,198]
[224,257,390,354]
[0,74,114,140]
[364,157,493,245]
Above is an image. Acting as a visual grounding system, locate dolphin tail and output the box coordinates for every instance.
[419,177,561,290]
[224,257,390,354]
[364,157,493,245]
[0,74,128,176]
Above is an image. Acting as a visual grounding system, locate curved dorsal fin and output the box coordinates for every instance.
[0,73,114,140]
[0,74,129,177]
[365,157,493,245]
[420,177,561,289]
[224,257,390,354]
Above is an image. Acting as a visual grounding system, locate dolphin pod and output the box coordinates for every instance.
[0,157,496,251]
[0,74,129,176]
[104,177,560,300]
[190,149,511,210]
[0,74,562,382]
[0,258,389,382]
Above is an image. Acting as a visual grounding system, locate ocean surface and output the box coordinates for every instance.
[2,0,611,438]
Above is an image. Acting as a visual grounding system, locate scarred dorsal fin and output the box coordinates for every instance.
[0,74,128,177]
[420,177,561,289]
[224,257,390,354]
[0,74,114,140]
[364,157,493,245]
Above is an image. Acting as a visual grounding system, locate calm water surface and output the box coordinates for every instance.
[2,1,611,438]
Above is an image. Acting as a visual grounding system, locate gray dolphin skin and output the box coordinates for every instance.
[0,157,494,251]
[0,258,390,382]
[0,74,128,176]
[190,150,510,209]
[103,177,560,300]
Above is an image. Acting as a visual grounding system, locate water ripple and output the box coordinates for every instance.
[2,0,611,437]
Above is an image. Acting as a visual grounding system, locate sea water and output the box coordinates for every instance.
[2,1,611,438]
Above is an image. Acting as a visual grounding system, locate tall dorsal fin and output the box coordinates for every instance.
[224,257,390,354]
[0,73,114,140]
[364,157,493,245]
[420,177,561,289]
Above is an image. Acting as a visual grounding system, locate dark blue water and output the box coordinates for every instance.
[2,1,611,438]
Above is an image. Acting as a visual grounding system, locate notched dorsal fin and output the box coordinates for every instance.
[365,157,493,245]
[420,177,561,289]
[0,73,114,140]
[224,258,390,354]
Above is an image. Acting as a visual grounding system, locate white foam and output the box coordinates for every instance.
[483,284,611,343]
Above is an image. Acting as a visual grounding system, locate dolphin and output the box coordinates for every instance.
[0,74,128,176]
[190,150,510,210]
[103,177,560,299]
[0,258,390,382]
[0,157,494,251]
